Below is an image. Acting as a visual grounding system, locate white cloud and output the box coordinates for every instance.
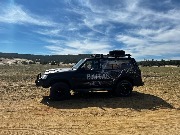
[153,29,180,42]
[43,0,180,59]
[2,0,178,60]
[140,43,180,55]
[73,0,180,31]
[0,4,57,27]
[45,40,113,55]
[43,39,62,44]
[116,35,147,46]
[83,17,107,35]
[127,27,180,43]
[35,29,64,37]
[134,28,166,37]
[116,34,180,59]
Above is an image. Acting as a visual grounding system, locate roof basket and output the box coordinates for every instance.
[109,50,131,58]
[90,50,131,59]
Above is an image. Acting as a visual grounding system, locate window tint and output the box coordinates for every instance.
[101,60,131,70]
[81,60,99,70]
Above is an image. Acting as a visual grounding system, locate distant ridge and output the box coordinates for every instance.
[0,52,91,64]
[0,52,179,66]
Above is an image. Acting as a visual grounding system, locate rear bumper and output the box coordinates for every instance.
[139,81,144,86]
[133,77,144,86]
[135,81,144,86]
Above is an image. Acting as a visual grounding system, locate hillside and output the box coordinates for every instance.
[0,52,179,66]
[0,52,91,65]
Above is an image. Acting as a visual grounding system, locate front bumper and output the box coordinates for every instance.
[35,79,43,86]
[35,73,43,86]
[35,73,50,88]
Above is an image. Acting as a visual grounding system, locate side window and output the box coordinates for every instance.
[101,60,118,70]
[101,60,131,70]
[120,61,133,69]
[81,60,99,70]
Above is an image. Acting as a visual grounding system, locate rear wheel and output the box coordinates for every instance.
[114,80,133,97]
[50,82,71,100]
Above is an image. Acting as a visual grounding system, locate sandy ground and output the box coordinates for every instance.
[0,65,179,135]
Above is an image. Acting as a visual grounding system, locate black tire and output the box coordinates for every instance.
[49,82,71,100]
[114,80,133,97]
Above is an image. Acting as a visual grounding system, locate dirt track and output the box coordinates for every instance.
[0,65,179,134]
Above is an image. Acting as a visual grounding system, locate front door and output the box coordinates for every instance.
[74,59,111,89]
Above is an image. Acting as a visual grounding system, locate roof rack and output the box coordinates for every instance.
[109,50,131,58]
[90,50,131,59]
[91,54,104,58]
[107,54,131,58]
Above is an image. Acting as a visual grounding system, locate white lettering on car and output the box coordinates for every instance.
[87,74,110,80]
[87,74,91,80]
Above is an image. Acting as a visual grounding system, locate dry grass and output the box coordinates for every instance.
[0,65,179,135]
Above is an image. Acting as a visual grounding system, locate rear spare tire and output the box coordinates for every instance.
[50,82,70,100]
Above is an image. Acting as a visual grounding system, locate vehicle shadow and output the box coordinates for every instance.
[40,91,174,110]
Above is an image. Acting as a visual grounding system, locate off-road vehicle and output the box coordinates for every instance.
[35,50,144,100]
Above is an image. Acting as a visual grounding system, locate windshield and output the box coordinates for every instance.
[72,59,85,70]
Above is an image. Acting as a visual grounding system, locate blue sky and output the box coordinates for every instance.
[0,0,180,60]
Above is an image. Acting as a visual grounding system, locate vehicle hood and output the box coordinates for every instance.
[44,68,72,74]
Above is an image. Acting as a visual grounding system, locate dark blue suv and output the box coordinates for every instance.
[35,50,144,100]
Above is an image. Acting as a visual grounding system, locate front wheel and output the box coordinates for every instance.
[49,82,71,100]
[114,80,133,97]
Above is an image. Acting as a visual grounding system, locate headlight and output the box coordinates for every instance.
[41,74,48,79]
